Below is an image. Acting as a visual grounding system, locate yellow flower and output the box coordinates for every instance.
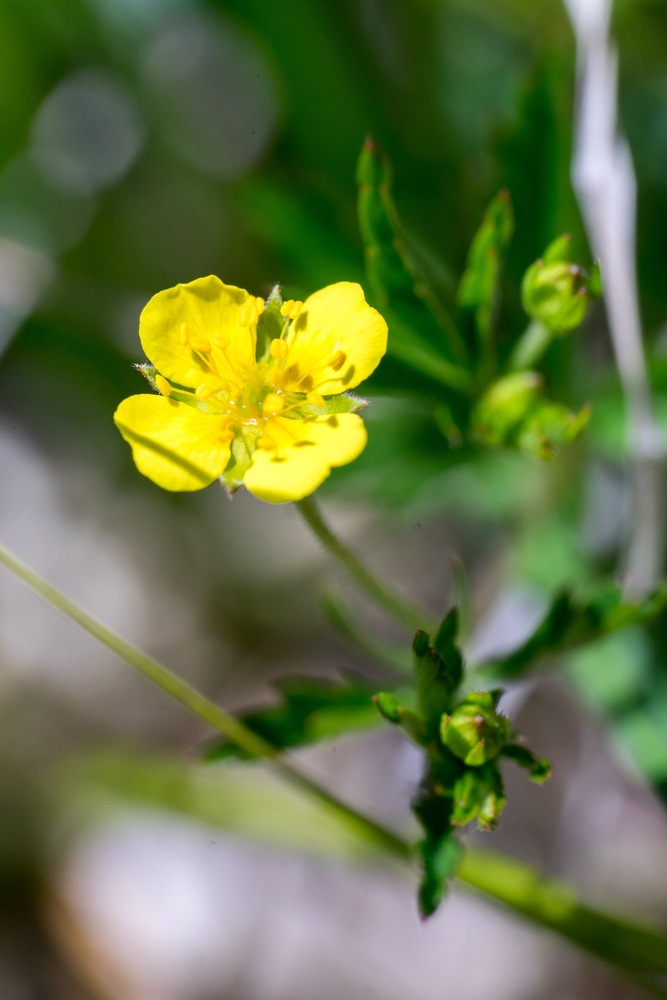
[114,276,387,502]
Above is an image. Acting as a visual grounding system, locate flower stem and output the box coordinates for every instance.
[3,540,667,991]
[508,319,553,371]
[0,542,410,861]
[296,496,433,633]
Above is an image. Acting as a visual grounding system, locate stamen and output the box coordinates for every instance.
[189,336,212,353]
[179,323,189,345]
[213,333,230,350]
[280,299,303,321]
[330,350,347,372]
[307,391,325,409]
[270,338,289,359]
[155,375,172,397]
[241,297,264,327]
[262,393,285,417]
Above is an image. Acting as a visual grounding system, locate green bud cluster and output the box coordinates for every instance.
[373,613,551,917]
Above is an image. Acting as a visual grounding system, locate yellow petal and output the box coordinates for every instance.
[281,282,387,395]
[243,413,367,503]
[139,276,256,391]
[114,395,232,491]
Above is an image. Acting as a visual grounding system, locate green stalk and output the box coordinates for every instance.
[508,319,553,371]
[296,495,434,633]
[0,543,409,862]
[3,541,667,993]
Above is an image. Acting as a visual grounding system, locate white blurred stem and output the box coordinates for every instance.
[565,0,665,597]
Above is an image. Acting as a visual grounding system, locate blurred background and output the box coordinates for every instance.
[2,0,667,997]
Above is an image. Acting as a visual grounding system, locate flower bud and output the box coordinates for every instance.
[522,258,588,334]
[440,697,509,766]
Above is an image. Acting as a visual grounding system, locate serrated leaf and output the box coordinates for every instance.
[356,138,471,397]
[481,582,667,681]
[413,629,463,739]
[203,676,380,761]
[431,608,464,692]
[417,832,462,918]
[457,190,513,356]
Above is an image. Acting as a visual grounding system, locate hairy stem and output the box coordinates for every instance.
[296,495,433,633]
[0,542,409,861]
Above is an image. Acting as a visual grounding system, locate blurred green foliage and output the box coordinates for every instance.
[4,0,667,979]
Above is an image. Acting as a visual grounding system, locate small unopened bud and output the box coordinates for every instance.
[440,698,509,766]
[522,257,588,333]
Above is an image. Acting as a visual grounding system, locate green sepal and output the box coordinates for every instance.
[135,362,159,389]
[502,743,553,782]
[542,233,574,264]
[219,428,259,494]
[135,362,215,409]
[323,392,367,415]
[255,284,283,362]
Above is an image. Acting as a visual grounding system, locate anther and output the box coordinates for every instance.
[213,333,230,350]
[330,350,347,372]
[280,299,303,321]
[307,392,325,409]
[189,336,211,353]
[241,299,262,327]
[262,392,285,417]
[155,375,172,397]
[270,338,289,359]
[179,323,189,345]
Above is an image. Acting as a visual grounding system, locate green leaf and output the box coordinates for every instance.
[481,582,667,681]
[412,793,462,918]
[413,627,464,739]
[356,137,471,396]
[203,676,381,761]
[457,190,513,363]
